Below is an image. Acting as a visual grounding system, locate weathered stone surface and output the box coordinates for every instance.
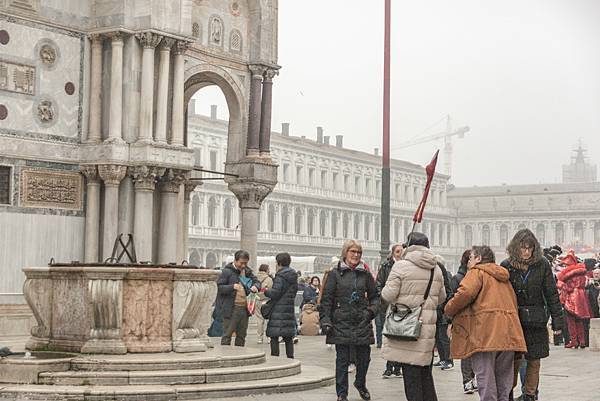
[590,318,600,352]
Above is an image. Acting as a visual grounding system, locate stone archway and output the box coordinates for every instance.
[184,64,246,164]
[206,252,218,269]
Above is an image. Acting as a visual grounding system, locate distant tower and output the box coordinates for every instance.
[562,141,597,183]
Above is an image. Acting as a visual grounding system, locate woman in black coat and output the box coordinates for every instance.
[265,252,299,359]
[320,240,378,401]
[501,229,564,401]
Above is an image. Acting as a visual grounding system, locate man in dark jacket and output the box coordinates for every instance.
[376,243,403,378]
[265,252,299,359]
[502,229,564,401]
[216,250,260,347]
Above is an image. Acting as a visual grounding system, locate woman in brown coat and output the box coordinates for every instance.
[445,245,527,401]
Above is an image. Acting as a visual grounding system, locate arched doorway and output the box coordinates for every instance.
[189,249,202,266]
[206,252,218,269]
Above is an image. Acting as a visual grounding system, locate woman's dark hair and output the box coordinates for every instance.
[406,232,429,248]
[310,276,321,286]
[472,245,496,264]
[259,264,269,272]
[276,252,291,267]
[460,249,471,267]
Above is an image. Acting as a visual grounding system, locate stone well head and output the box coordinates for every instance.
[23,264,219,354]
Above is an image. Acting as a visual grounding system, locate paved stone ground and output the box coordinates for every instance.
[219,332,598,401]
[2,333,597,401]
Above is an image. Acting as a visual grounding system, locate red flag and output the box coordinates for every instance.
[413,150,440,224]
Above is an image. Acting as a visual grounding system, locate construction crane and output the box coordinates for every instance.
[391,115,470,178]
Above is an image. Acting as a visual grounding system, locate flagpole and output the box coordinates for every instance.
[380,0,392,262]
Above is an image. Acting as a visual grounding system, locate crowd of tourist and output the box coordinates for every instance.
[210,228,600,401]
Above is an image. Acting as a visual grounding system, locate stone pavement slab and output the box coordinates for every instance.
[218,334,598,401]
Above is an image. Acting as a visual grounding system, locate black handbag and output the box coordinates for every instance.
[261,300,274,319]
[518,305,549,328]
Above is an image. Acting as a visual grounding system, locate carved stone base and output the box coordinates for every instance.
[125,339,172,353]
[81,339,127,354]
[173,338,207,353]
[25,336,49,351]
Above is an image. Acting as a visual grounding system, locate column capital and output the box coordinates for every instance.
[263,68,279,81]
[130,166,165,191]
[136,32,163,49]
[105,31,124,44]
[229,182,274,209]
[98,165,127,186]
[80,165,100,183]
[184,181,201,201]
[159,37,176,50]
[174,40,190,55]
[249,64,267,78]
[88,34,104,45]
[159,169,188,193]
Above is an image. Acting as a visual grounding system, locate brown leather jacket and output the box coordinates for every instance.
[445,262,527,359]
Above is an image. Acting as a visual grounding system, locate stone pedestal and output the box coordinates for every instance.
[22,265,219,354]
[590,318,600,352]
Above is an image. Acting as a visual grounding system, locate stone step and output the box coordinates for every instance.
[39,358,301,385]
[0,364,335,401]
[71,346,265,371]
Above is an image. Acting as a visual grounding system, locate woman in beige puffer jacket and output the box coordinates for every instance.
[381,233,445,401]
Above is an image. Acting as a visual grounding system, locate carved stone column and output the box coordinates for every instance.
[181,181,200,263]
[23,273,52,351]
[246,65,265,156]
[81,278,127,354]
[259,68,277,157]
[81,165,101,262]
[170,41,189,146]
[99,165,127,261]
[158,169,187,264]
[88,34,103,143]
[132,166,165,262]
[172,276,217,352]
[155,38,175,144]
[107,32,124,143]
[229,182,274,268]
[136,32,163,143]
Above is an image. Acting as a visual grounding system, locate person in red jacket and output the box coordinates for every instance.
[557,251,593,349]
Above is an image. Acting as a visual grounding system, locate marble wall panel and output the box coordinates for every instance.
[50,277,90,340]
[123,279,173,351]
[0,18,82,139]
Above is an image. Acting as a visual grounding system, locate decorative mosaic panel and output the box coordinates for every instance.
[0,166,10,204]
[20,168,83,210]
[0,60,35,95]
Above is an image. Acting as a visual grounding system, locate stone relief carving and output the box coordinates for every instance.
[230,1,241,16]
[21,168,83,210]
[37,99,55,122]
[230,182,274,209]
[160,169,188,193]
[209,16,223,46]
[0,60,35,95]
[39,44,56,65]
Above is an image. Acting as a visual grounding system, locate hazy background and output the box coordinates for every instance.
[194,0,600,187]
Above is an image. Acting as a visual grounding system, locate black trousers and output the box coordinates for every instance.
[435,321,451,363]
[460,357,475,384]
[221,306,248,346]
[335,344,371,397]
[400,363,438,401]
[270,336,294,359]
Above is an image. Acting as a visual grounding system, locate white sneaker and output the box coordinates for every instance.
[472,377,478,391]
[348,364,356,373]
[257,338,263,344]
[463,380,475,394]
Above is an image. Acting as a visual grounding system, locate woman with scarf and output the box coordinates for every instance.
[501,229,564,401]
[319,240,378,401]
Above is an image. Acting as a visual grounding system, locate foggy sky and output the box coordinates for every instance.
[194,0,600,187]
